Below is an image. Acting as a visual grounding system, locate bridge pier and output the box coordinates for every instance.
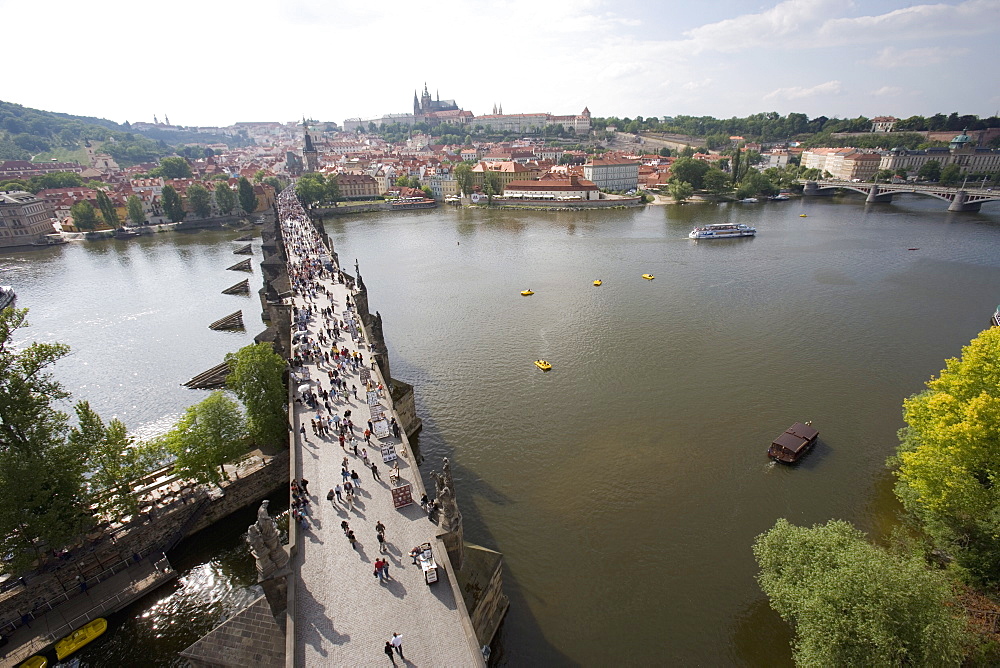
[802,181,833,196]
[948,190,982,212]
[866,184,893,203]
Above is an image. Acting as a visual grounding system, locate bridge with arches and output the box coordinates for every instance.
[801,180,1000,212]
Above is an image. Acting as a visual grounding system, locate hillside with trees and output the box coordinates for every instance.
[0,100,247,165]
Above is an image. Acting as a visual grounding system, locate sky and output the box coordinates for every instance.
[3,0,999,128]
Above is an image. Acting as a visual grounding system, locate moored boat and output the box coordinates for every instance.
[992,305,1000,328]
[0,285,15,310]
[642,274,655,280]
[55,617,107,660]
[593,280,602,286]
[738,197,759,203]
[20,657,47,668]
[534,360,552,371]
[768,422,819,463]
[688,224,756,240]
[520,290,534,296]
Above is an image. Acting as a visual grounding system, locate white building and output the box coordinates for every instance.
[503,175,600,200]
[583,159,639,191]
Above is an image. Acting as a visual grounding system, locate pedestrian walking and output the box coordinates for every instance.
[341,468,350,484]
[377,531,386,553]
[379,559,390,580]
[384,641,396,664]
[362,448,370,467]
[326,488,335,506]
[346,490,355,511]
[420,494,429,512]
[351,469,362,488]
[391,632,404,659]
[341,520,350,534]
[299,478,309,494]
[364,428,371,444]
[375,520,385,536]
[371,462,381,481]
[334,484,343,503]
[347,530,357,549]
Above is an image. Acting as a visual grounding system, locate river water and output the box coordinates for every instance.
[2,198,999,665]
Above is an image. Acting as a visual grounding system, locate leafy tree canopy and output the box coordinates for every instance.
[893,327,1000,583]
[754,518,968,667]
[225,343,287,448]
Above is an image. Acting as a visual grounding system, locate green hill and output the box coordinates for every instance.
[0,100,247,166]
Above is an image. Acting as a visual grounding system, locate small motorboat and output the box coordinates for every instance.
[55,617,107,660]
[642,274,655,280]
[534,360,552,371]
[593,280,602,286]
[20,657,47,668]
[799,214,808,217]
[768,422,819,463]
[520,290,534,296]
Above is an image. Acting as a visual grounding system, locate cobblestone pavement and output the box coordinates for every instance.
[281,209,480,667]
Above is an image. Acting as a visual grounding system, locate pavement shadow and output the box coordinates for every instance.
[428,569,457,611]
[295,579,350,658]
[381,576,408,600]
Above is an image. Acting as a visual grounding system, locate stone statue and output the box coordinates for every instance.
[246,525,274,574]
[438,485,458,530]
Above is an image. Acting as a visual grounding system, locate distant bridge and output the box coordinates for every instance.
[801,180,1000,212]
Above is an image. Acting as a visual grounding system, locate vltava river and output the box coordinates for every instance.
[3,197,1000,665]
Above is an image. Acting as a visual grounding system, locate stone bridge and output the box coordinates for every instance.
[801,180,1000,212]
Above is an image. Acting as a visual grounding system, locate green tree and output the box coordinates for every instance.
[225,342,287,447]
[95,190,120,229]
[754,519,968,667]
[454,163,474,196]
[126,194,145,226]
[294,173,326,206]
[731,147,742,185]
[69,401,149,518]
[70,200,99,230]
[164,392,247,488]
[154,156,193,179]
[668,181,694,203]
[253,169,266,183]
[736,170,778,199]
[186,183,212,218]
[262,176,283,193]
[658,147,671,157]
[702,168,730,195]
[237,176,257,215]
[918,160,941,182]
[892,327,1000,583]
[0,308,92,574]
[669,158,710,189]
[161,184,186,222]
[680,145,695,158]
[395,175,409,187]
[482,172,502,204]
[939,163,962,186]
[214,182,236,214]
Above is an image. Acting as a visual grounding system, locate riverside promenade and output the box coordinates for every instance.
[278,191,483,667]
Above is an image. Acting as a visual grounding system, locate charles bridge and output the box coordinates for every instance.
[801,180,1000,211]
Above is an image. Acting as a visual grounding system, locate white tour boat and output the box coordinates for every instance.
[688,223,757,240]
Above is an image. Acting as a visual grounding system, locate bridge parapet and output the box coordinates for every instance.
[801,180,1000,211]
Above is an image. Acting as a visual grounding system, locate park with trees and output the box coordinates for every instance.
[0,307,288,576]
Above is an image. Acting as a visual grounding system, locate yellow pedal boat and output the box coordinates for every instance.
[799,213,808,217]
[642,274,655,280]
[20,657,47,668]
[56,617,107,660]
[534,360,552,371]
[520,290,534,296]
[593,280,602,286]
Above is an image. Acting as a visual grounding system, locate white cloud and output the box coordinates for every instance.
[871,86,904,97]
[869,46,969,68]
[683,79,713,91]
[764,80,843,101]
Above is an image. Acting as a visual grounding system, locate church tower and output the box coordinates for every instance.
[302,117,318,173]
